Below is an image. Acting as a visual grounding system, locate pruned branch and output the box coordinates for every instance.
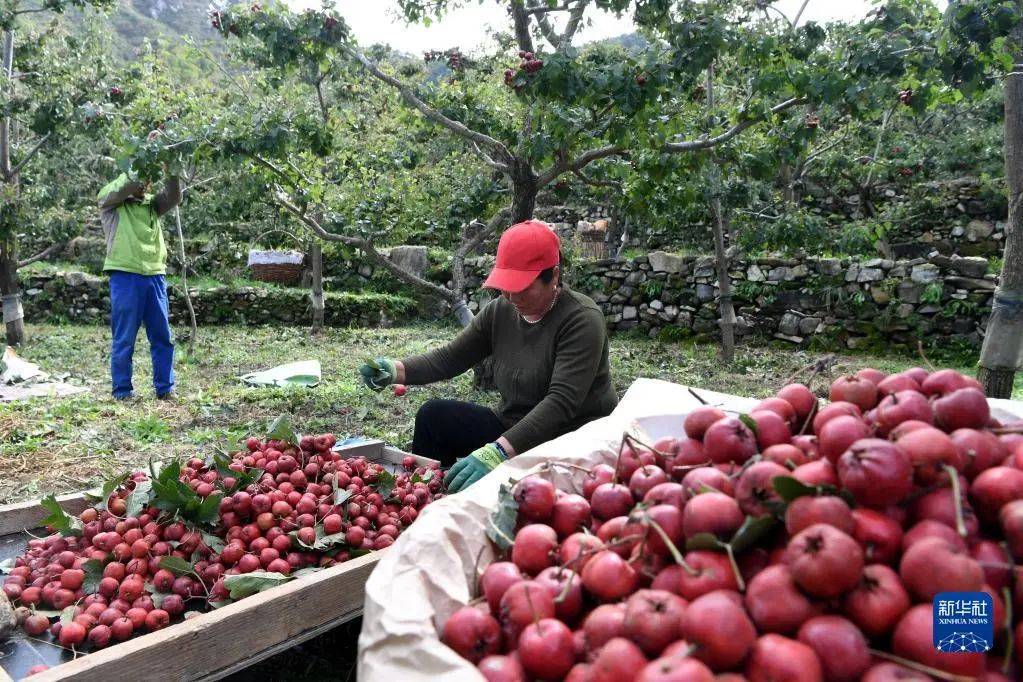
[17,241,64,268]
[663,97,808,152]
[536,144,625,188]
[273,190,456,303]
[8,131,51,178]
[345,48,514,166]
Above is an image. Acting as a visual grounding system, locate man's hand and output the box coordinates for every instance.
[444,443,507,493]
[358,358,397,391]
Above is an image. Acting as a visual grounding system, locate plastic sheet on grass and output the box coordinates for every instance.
[240,360,321,387]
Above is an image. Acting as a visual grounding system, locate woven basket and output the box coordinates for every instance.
[247,230,306,285]
[249,262,304,285]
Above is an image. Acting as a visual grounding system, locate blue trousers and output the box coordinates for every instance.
[109,271,174,398]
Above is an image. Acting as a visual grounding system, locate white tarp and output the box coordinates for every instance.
[240,360,321,387]
[246,250,304,266]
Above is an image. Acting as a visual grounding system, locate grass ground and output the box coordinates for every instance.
[0,321,984,505]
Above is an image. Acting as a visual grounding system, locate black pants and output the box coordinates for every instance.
[411,399,506,467]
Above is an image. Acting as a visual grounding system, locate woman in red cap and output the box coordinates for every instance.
[359,219,617,492]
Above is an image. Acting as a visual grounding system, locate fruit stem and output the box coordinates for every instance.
[1003,585,1014,675]
[687,388,709,405]
[944,464,968,538]
[471,545,487,600]
[916,341,936,372]
[797,399,819,437]
[549,462,593,475]
[554,571,577,605]
[868,649,975,681]
[723,542,746,592]
[645,518,698,576]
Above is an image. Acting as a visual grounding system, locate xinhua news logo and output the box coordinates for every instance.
[932,591,994,654]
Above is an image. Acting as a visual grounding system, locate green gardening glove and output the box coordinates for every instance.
[358,358,397,391]
[444,443,507,493]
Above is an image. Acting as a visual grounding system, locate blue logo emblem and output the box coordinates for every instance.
[933,591,994,653]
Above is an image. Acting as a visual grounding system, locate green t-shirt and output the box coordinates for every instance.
[97,174,181,275]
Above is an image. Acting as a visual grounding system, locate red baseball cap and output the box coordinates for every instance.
[483,220,561,293]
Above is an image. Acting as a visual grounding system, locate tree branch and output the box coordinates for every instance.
[9,131,51,177]
[523,3,573,13]
[572,167,621,189]
[663,97,808,153]
[345,48,514,165]
[536,144,625,188]
[18,241,64,268]
[273,190,456,302]
[560,0,589,47]
[511,1,535,54]
[535,14,563,49]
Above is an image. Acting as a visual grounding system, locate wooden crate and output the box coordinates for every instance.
[0,440,435,682]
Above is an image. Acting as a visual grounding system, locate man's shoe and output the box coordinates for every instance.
[113,392,136,401]
[156,391,177,401]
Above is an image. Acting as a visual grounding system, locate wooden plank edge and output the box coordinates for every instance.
[0,494,89,538]
[30,550,382,682]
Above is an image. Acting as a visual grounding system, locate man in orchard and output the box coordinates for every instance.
[96,171,182,400]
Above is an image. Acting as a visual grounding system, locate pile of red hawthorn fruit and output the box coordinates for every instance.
[3,433,441,663]
[441,367,1023,681]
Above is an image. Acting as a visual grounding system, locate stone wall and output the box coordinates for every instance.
[19,272,414,328]
[21,250,997,353]
[561,251,995,351]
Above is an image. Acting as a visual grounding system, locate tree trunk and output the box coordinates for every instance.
[0,31,24,347]
[711,195,736,364]
[510,160,538,223]
[705,63,736,363]
[310,242,324,333]
[978,21,1023,397]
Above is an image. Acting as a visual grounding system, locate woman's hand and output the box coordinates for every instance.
[358,358,403,390]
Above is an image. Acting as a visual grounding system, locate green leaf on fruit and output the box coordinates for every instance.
[486,479,519,553]
[266,414,299,447]
[223,571,294,599]
[31,608,61,618]
[194,493,223,526]
[739,414,759,435]
[772,475,816,503]
[143,583,168,608]
[84,473,130,511]
[39,495,83,537]
[334,488,353,507]
[125,479,153,518]
[685,532,724,552]
[411,470,434,484]
[208,451,263,490]
[729,514,777,555]
[158,556,196,577]
[0,558,15,574]
[59,605,77,628]
[82,559,104,595]
[348,548,372,559]
[209,600,233,609]
[375,469,397,499]
[290,527,347,551]
[201,531,225,555]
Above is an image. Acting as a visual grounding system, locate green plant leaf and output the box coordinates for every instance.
[729,514,777,554]
[158,556,196,577]
[334,488,354,507]
[223,571,293,599]
[209,599,234,609]
[82,559,105,595]
[411,469,434,484]
[685,532,724,552]
[266,414,299,447]
[739,413,759,435]
[772,475,816,503]
[375,469,397,499]
[486,479,518,553]
[39,495,83,537]
[195,493,223,526]
[125,479,153,518]
[59,605,77,628]
[84,473,130,511]
[144,583,168,607]
[201,531,225,555]
[290,527,348,551]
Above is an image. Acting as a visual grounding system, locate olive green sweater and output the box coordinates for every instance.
[402,288,618,454]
